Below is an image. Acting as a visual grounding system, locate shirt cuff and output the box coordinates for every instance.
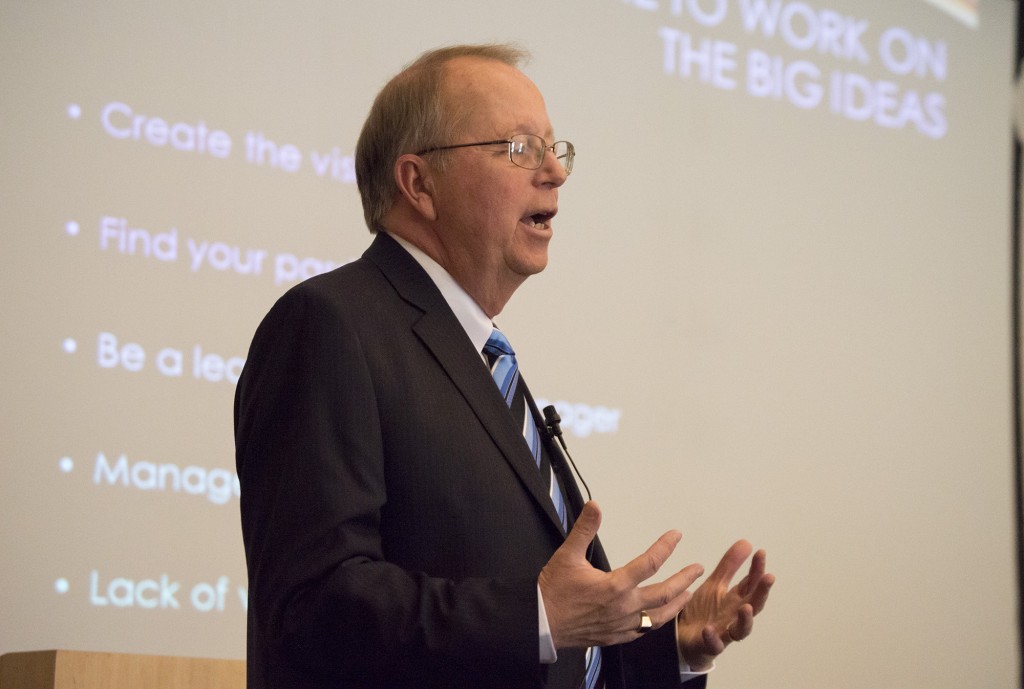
[538,583,557,663]
[675,616,715,680]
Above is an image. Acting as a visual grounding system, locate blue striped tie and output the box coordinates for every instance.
[483,328,567,531]
[483,328,602,688]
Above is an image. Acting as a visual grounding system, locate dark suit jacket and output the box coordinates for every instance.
[235,232,704,689]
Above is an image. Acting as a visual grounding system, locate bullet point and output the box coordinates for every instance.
[59,456,74,473]
[55,578,69,594]
[65,220,79,236]
[62,338,77,354]
[67,103,81,119]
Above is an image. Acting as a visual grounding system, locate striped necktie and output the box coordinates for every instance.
[483,328,567,531]
[483,328,603,688]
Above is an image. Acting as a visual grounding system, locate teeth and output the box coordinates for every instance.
[524,213,553,229]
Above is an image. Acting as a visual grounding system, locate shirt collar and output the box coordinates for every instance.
[388,233,493,355]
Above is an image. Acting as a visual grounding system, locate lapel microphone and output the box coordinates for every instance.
[541,404,596,563]
[541,405,592,503]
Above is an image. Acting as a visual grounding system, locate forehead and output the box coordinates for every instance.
[443,57,553,138]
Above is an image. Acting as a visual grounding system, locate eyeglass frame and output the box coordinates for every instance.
[416,134,575,175]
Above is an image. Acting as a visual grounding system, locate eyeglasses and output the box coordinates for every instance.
[417,134,574,175]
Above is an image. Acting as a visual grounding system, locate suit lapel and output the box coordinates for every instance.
[364,233,567,537]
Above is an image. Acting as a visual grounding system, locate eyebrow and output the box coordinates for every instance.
[503,127,557,141]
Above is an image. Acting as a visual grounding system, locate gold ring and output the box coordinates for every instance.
[636,611,653,634]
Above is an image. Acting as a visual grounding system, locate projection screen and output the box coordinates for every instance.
[0,1,1018,687]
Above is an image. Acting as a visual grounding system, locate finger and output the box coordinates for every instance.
[618,529,683,587]
[559,501,602,559]
[706,539,753,585]
[751,548,766,577]
[637,562,703,612]
[747,572,775,614]
[734,548,766,598]
[701,624,726,656]
[644,589,694,627]
[629,579,699,633]
[727,604,754,641]
[639,564,705,629]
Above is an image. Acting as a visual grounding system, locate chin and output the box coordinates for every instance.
[525,246,551,273]
[506,253,548,280]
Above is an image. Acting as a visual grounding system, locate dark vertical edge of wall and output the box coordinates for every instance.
[1013,4,1023,688]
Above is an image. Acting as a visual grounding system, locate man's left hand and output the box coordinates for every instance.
[675,540,774,671]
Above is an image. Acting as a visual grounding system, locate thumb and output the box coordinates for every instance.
[560,500,602,558]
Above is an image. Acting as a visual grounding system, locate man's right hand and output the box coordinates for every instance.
[538,501,705,649]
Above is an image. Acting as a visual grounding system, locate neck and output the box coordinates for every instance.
[384,225,522,319]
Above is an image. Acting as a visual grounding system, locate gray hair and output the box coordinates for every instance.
[355,44,530,233]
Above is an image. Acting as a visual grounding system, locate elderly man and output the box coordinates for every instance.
[235,44,773,689]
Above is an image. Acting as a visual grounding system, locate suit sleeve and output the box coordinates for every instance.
[611,625,709,689]
[234,284,540,687]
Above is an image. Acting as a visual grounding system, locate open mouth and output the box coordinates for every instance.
[523,211,556,230]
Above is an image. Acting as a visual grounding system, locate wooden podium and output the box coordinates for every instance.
[0,650,245,689]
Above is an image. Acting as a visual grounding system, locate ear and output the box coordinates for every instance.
[393,154,438,222]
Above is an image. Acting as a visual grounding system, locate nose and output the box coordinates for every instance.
[536,146,568,188]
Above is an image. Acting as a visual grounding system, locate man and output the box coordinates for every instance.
[235,44,773,689]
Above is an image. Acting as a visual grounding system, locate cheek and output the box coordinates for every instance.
[445,168,527,244]
[473,196,521,240]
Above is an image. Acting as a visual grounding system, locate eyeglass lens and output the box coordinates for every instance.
[509,135,573,174]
